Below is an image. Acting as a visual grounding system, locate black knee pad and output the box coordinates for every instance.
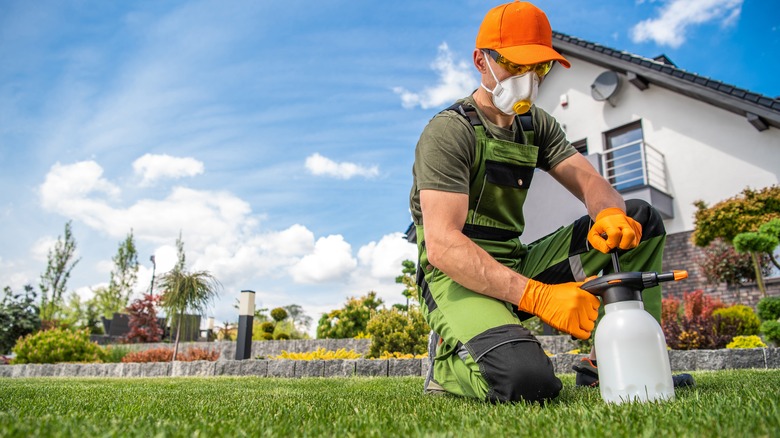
[625,199,665,240]
[468,325,562,403]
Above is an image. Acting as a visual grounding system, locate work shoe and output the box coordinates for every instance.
[572,358,599,387]
[423,330,446,395]
[573,358,696,389]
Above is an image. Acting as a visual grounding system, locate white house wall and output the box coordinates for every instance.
[534,59,780,235]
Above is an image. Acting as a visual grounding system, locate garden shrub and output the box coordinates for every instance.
[122,347,173,362]
[376,351,427,359]
[125,294,163,343]
[365,307,429,359]
[272,347,361,360]
[104,345,133,363]
[712,305,761,337]
[756,296,780,322]
[726,335,767,349]
[661,290,729,350]
[261,322,275,334]
[121,346,219,362]
[761,321,780,346]
[273,333,290,340]
[12,328,107,364]
[260,333,273,340]
[0,285,41,354]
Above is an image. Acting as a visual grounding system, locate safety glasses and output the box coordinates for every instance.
[484,49,553,77]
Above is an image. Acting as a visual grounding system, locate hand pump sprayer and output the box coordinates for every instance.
[580,251,688,404]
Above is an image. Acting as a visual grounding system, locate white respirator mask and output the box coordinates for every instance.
[480,50,539,115]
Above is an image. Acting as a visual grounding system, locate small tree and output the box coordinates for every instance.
[105,230,140,314]
[394,260,417,311]
[316,292,384,339]
[125,294,163,343]
[282,304,312,332]
[692,185,780,247]
[733,219,780,297]
[39,221,80,322]
[0,285,41,354]
[157,234,222,359]
[699,239,765,303]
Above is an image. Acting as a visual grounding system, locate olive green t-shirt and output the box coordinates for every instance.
[409,95,577,225]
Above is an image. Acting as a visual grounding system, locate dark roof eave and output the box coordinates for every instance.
[552,36,780,130]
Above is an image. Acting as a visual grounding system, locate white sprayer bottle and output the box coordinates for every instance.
[581,269,687,404]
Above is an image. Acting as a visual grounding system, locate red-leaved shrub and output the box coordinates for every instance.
[662,290,730,350]
[125,294,163,343]
[121,346,219,363]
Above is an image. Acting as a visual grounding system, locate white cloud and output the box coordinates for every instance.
[357,232,417,279]
[305,153,379,179]
[133,153,204,186]
[289,235,357,284]
[631,0,743,48]
[33,157,416,333]
[393,42,478,110]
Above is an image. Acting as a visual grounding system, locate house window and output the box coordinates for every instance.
[603,121,644,191]
[572,139,588,155]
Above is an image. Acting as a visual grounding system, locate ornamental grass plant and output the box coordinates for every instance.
[1,370,779,437]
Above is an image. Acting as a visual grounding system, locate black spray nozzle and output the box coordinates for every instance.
[581,270,688,305]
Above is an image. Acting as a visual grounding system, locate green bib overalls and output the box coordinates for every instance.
[415,103,667,403]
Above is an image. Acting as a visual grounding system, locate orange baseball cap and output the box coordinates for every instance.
[476,1,570,68]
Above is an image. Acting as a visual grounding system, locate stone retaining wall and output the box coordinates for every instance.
[93,336,579,360]
[2,349,778,379]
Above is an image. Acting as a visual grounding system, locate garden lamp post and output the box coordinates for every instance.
[235,290,255,360]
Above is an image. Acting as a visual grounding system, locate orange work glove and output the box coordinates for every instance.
[587,208,643,254]
[518,279,600,340]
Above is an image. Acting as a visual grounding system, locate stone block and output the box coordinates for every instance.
[766,348,780,369]
[356,359,387,377]
[268,360,295,378]
[79,363,104,377]
[215,360,245,376]
[34,364,57,377]
[123,362,144,377]
[553,353,586,375]
[10,365,29,378]
[296,360,324,378]
[242,360,269,377]
[388,359,421,377]
[726,349,765,369]
[143,362,172,377]
[0,366,11,378]
[57,363,83,377]
[172,360,216,377]
[669,350,697,371]
[101,363,123,377]
[323,360,356,377]
[695,350,730,370]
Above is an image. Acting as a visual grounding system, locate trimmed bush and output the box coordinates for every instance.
[761,321,780,346]
[12,328,106,364]
[366,307,429,359]
[712,305,761,337]
[726,335,767,349]
[757,296,780,322]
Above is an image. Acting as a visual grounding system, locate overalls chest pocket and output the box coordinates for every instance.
[483,139,538,189]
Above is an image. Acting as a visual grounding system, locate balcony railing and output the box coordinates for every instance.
[602,140,669,194]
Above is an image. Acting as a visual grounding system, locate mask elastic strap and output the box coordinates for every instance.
[480,50,501,94]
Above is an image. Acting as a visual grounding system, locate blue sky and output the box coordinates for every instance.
[1,0,778,335]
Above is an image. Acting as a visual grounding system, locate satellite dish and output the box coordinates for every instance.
[591,71,621,106]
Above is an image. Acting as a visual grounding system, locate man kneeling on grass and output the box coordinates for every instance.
[408,1,693,403]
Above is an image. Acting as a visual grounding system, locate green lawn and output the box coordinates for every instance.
[1,370,779,437]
